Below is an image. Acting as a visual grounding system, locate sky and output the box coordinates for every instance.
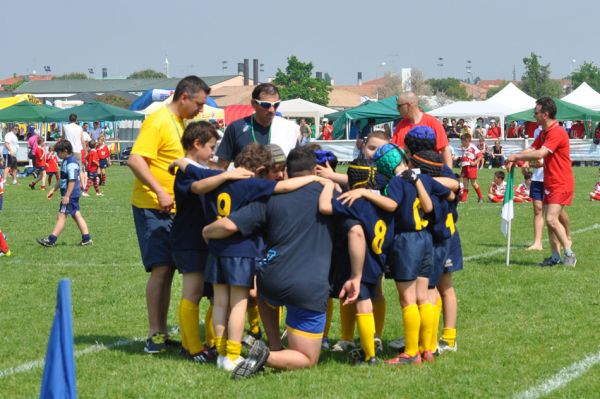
[2,0,599,85]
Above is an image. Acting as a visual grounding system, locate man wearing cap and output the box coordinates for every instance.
[486,120,501,139]
[216,83,300,169]
[320,118,333,140]
[392,91,452,168]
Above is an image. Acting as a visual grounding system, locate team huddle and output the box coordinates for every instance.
[156,117,464,379]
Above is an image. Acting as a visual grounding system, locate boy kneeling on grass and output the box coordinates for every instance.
[487,171,507,203]
[37,140,92,247]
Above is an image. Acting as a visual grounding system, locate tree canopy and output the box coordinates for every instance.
[520,52,561,98]
[272,56,331,106]
[571,62,600,93]
[127,69,167,79]
[55,72,88,80]
[427,78,469,100]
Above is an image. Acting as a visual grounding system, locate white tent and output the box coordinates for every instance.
[485,82,536,110]
[277,98,337,125]
[562,82,600,111]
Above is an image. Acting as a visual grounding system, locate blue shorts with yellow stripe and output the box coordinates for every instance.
[444,229,464,274]
[286,304,326,338]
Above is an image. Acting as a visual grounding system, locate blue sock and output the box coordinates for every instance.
[48,235,58,244]
[82,234,91,242]
[551,252,561,262]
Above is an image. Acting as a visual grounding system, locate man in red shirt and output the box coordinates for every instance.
[391,91,452,167]
[569,120,585,139]
[507,97,576,266]
[486,119,501,139]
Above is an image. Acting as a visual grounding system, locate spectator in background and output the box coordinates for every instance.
[461,121,472,136]
[473,121,486,140]
[442,118,450,135]
[361,118,376,138]
[383,124,392,139]
[320,118,333,140]
[447,119,460,138]
[507,121,518,138]
[300,118,312,144]
[487,119,501,138]
[477,136,491,169]
[594,122,600,145]
[491,139,505,168]
[91,121,103,141]
[569,120,585,139]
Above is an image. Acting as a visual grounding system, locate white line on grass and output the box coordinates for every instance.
[463,223,600,262]
[514,349,600,399]
[0,338,139,379]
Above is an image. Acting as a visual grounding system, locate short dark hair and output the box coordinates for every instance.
[495,171,505,180]
[69,113,77,122]
[252,83,279,100]
[173,76,211,102]
[536,97,557,119]
[523,171,533,180]
[286,147,316,177]
[181,121,219,150]
[88,140,97,149]
[234,143,271,177]
[55,139,73,154]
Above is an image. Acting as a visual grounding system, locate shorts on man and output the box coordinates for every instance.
[132,206,175,272]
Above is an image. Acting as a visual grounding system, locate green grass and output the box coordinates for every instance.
[1,166,600,398]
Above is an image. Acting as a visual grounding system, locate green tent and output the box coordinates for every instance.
[506,98,600,123]
[0,101,60,122]
[329,96,401,139]
[47,101,145,122]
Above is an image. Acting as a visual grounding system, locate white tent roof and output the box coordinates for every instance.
[485,82,536,110]
[277,98,337,119]
[562,82,600,111]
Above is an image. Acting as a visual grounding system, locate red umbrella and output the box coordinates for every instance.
[224,105,254,125]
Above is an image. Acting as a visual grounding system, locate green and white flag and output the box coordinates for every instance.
[501,168,515,236]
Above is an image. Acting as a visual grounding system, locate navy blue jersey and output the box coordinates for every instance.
[332,196,394,284]
[216,116,270,164]
[60,155,81,199]
[204,176,277,257]
[171,163,220,251]
[329,215,361,296]
[441,165,461,224]
[385,173,450,233]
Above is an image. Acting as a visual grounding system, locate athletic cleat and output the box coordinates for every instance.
[437,339,457,354]
[194,346,218,363]
[539,256,561,267]
[321,337,330,351]
[144,332,167,354]
[36,237,56,247]
[385,352,422,366]
[29,183,35,190]
[164,337,181,349]
[242,329,262,348]
[232,340,269,380]
[217,355,226,369]
[563,254,577,267]
[96,192,104,197]
[432,347,440,357]
[348,348,365,362]
[0,250,11,257]
[388,336,405,351]
[331,340,355,352]
[222,356,245,372]
[374,337,384,355]
[421,350,435,363]
[80,239,94,246]
[356,356,379,367]
[81,192,90,197]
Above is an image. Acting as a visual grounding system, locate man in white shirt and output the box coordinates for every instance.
[3,126,20,184]
[63,113,85,161]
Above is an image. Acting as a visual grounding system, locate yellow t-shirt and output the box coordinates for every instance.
[131,107,185,210]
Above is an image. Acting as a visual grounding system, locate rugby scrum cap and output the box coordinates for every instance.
[267,144,286,164]
[374,143,407,178]
[347,158,377,189]
[404,125,436,153]
[411,150,443,177]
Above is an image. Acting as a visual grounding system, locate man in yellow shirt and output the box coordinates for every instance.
[128,76,210,353]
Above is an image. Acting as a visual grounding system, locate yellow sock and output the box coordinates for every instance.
[226,339,242,361]
[323,298,334,338]
[372,297,386,337]
[356,313,376,361]
[340,302,356,341]
[247,302,261,336]
[418,303,434,353]
[429,298,442,352]
[178,300,188,351]
[215,336,227,357]
[278,306,284,326]
[204,303,215,347]
[402,304,420,356]
[180,299,202,354]
[442,327,457,347]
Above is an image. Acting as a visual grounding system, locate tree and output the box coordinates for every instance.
[127,69,167,79]
[520,52,561,98]
[427,78,468,100]
[485,80,510,98]
[571,62,600,92]
[272,56,331,105]
[96,93,132,109]
[55,72,88,80]
[409,68,432,96]
[376,72,403,98]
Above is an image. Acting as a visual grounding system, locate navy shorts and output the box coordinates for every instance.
[173,250,209,274]
[430,239,450,288]
[286,304,326,338]
[204,254,256,287]
[58,198,81,216]
[99,159,109,168]
[530,181,544,201]
[132,206,175,272]
[389,230,433,281]
[358,281,377,301]
[444,230,464,274]
[7,155,17,169]
[34,166,46,173]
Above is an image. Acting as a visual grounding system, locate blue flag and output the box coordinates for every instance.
[40,279,77,399]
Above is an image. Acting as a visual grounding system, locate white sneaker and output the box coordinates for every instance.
[12,180,17,185]
[438,339,457,354]
[217,355,226,369]
[96,192,104,197]
[222,356,245,371]
[81,192,90,197]
[331,340,355,352]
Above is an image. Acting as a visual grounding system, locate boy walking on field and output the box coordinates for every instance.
[37,140,92,247]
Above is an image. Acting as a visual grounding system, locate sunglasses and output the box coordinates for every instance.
[253,99,281,110]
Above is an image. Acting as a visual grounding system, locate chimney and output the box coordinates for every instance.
[316,72,323,80]
[253,59,259,85]
[237,62,244,76]
[102,68,108,79]
[243,59,249,86]
[357,72,362,86]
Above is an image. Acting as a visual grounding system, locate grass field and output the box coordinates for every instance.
[1,165,600,398]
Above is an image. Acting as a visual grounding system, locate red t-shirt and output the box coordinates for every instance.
[525,122,538,138]
[97,143,110,160]
[321,125,333,140]
[570,123,585,139]
[507,127,517,138]
[487,126,501,138]
[392,113,448,152]
[34,147,46,168]
[531,122,574,192]
[45,153,59,173]
[87,149,99,173]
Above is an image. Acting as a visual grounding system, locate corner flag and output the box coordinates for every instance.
[501,168,515,265]
[40,279,77,399]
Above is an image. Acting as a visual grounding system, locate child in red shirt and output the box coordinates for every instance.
[96,134,111,185]
[82,140,102,196]
[0,175,11,256]
[515,171,532,203]
[29,137,47,190]
[487,171,507,203]
[460,132,484,202]
[45,146,59,185]
[590,168,600,201]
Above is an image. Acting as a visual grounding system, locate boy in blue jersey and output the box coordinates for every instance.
[37,140,92,247]
[319,159,394,365]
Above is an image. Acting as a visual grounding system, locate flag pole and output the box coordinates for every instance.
[506,218,511,266]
